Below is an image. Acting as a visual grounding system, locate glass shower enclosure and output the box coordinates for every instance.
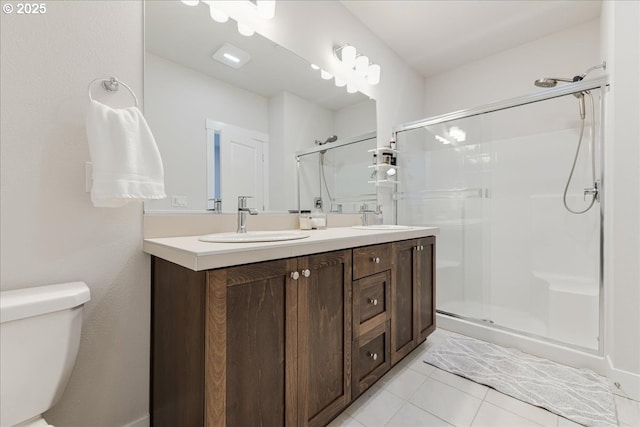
[394,77,607,353]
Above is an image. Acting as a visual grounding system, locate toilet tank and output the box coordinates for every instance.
[0,282,90,427]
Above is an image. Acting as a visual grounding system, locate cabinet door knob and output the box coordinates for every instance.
[302,269,311,277]
[368,298,378,306]
[367,351,378,361]
[372,257,381,264]
[291,271,300,280]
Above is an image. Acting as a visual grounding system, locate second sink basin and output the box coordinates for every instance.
[352,224,413,230]
[199,231,311,243]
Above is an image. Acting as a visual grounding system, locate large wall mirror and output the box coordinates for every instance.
[144,0,377,213]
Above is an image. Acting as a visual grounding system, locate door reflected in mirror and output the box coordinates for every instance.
[144,0,377,213]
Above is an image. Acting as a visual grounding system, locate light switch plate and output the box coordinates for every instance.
[171,195,188,207]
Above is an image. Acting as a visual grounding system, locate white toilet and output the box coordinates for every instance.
[0,282,90,427]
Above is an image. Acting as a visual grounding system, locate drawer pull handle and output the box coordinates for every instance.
[372,257,381,264]
[367,351,378,361]
[302,269,311,278]
[291,271,300,280]
[368,298,378,306]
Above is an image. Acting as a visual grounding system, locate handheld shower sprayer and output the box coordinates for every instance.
[533,62,606,119]
[533,62,605,214]
[315,135,338,146]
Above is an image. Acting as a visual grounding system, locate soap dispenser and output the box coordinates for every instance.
[310,209,327,230]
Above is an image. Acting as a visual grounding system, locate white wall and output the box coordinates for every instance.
[0,2,149,427]
[424,20,601,116]
[601,0,640,400]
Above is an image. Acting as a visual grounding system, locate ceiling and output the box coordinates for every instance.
[341,0,602,78]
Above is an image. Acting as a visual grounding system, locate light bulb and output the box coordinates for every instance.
[341,45,357,69]
[346,84,357,94]
[355,55,369,77]
[257,0,276,19]
[334,78,346,87]
[310,64,320,70]
[367,64,381,85]
[386,167,397,177]
[181,0,199,5]
[320,70,333,80]
[209,5,228,22]
[237,22,255,37]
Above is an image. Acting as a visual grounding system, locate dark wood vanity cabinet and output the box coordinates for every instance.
[298,250,352,427]
[151,257,298,427]
[391,237,436,364]
[351,245,393,398]
[151,237,435,427]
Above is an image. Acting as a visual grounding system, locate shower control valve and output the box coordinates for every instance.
[584,180,600,202]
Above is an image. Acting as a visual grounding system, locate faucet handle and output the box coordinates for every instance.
[237,195,253,209]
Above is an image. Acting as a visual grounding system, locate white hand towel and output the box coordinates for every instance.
[86,100,166,207]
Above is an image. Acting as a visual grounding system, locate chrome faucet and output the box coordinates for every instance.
[237,196,258,234]
[359,203,380,226]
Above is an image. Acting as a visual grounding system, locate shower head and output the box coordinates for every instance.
[533,77,576,88]
[534,62,607,89]
[315,135,338,146]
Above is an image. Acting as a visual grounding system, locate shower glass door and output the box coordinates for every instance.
[396,88,603,351]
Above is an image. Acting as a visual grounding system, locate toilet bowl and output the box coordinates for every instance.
[0,282,90,427]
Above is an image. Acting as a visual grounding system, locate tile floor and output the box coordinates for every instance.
[329,328,640,427]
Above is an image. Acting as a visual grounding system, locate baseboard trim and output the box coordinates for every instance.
[607,355,640,401]
[122,415,149,427]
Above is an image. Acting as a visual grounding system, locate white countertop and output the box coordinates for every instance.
[143,226,439,271]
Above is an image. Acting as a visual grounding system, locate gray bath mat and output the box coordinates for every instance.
[424,336,617,427]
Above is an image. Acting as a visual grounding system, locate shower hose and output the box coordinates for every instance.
[563,91,597,214]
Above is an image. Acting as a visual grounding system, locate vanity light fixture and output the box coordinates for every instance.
[339,45,357,69]
[256,0,276,20]
[333,44,381,86]
[367,64,381,85]
[435,135,451,145]
[185,1,276,37]
[449,126,467,142]
[237,21,255,36]
[212,43,251,69]
[208,4,229,23]
[355,55,370,77]
[320,69,333,80]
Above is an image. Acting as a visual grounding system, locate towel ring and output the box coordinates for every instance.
[88,77,139,107]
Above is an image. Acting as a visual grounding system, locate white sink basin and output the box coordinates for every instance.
[199,231,311,243]
[352,224,413,231]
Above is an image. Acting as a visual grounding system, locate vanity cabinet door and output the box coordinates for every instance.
[391,240,419,364]
[417,237,436,341]
[206,258,299,427]
[390,238,437,365]
[297,250,352,427]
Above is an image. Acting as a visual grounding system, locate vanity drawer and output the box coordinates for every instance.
[352,321,391,397]
[353,244,392,280]
[353,271,390,334]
